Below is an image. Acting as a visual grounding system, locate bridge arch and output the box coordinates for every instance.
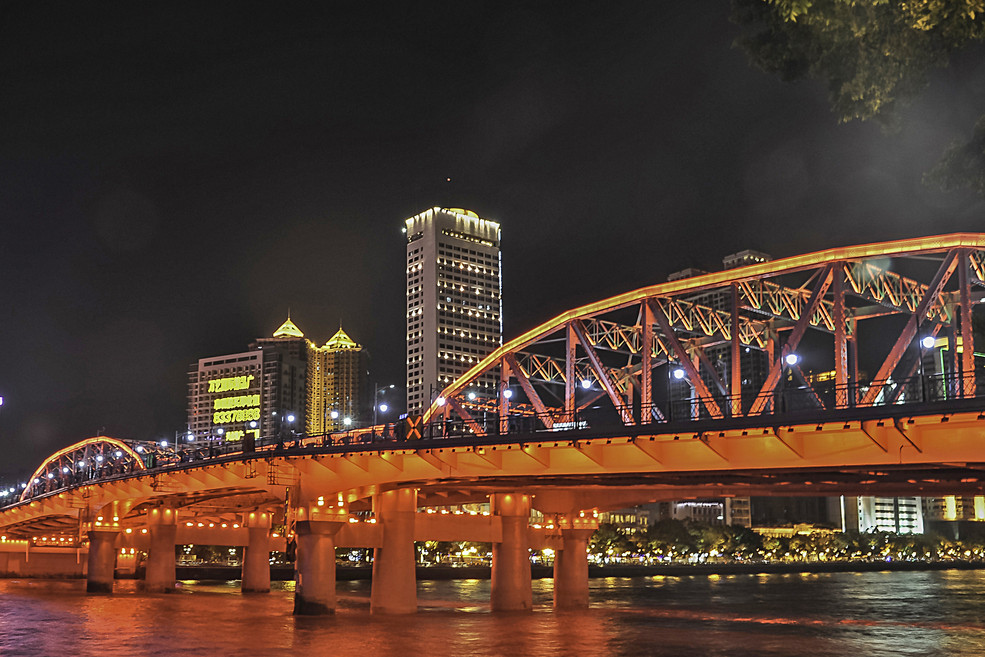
[425,233,985,434]
[20,436,148,502]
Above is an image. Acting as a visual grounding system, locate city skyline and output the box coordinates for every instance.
[1,2,984,475]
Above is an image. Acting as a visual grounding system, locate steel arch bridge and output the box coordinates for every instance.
[424,233,985,435]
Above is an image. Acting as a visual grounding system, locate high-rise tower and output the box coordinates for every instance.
[405,207,502,414]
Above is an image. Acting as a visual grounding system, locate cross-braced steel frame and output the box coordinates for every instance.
[424,234,985,436]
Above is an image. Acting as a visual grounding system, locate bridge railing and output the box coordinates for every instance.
[3,370,981,510]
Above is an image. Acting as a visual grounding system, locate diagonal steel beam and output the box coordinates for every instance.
[650,299,724,419]
[504,353,555,429]
[750,264,834,416]
[860,250,959,406]
[446,396,486,437]
[571,320,635,425]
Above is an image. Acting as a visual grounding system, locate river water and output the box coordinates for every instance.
[2,570,985,656]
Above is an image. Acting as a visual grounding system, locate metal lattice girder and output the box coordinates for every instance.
[425,234,985,427]
[650,299,724,419]
[843,260,951,320]
[736,277,835,331]
[19,437,149,502]
[968,250,985,286]
[571,320,636,425]
[860,250,960,406]
[749,264,834,416]
[504,353,555,429]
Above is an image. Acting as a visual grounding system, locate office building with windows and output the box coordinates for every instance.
[187,317,366,444]
[405,207,502,414]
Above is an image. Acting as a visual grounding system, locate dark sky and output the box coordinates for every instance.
[1,2,983,477]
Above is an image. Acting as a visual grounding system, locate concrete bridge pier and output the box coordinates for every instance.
[86,529,120,593]
[370,488,418,614]
[490,492,532,611]
[241,511,272,593]
[553,521,595,609]
[293,519,344,614]
[144,507,177,593]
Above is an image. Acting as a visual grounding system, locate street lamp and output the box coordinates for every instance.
[919,336,935,401]
[374,384,395,425]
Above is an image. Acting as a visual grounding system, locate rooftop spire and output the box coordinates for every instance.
[272,314,304,338]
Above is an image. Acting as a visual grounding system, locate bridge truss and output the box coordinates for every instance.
[425,234,985,435]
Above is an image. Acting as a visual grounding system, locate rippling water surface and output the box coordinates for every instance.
[2,570,985,656]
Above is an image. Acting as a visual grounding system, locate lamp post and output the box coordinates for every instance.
[920,335,935,402]
[374,384,395,426]
[781,352,799,413]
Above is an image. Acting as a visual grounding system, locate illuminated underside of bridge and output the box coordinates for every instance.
[2,233,985,613]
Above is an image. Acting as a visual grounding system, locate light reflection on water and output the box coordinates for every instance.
[1,571,984,656]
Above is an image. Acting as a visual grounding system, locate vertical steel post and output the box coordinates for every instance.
[499,358,510,434]
[959,249,976,398]
[642,301,654,422]
[565,323,576,422]
[833,264,848,407]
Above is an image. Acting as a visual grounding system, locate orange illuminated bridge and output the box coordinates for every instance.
[2,233,985,614]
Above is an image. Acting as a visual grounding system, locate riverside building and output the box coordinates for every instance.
[405,207,502,414]
[187,317,366,445]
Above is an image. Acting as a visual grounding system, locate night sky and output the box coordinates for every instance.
[1,2,983,477]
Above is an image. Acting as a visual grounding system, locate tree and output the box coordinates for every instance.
[732,0,985,194]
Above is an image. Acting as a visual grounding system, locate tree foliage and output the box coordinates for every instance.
[732,0,985,194]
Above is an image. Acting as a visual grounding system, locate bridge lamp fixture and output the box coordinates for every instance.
[114,451,123,458]
[77,461,85,468]
[249,421,258,428]
[503,390,513,400]
[62,468,69,474]
[343,416,352,427]
[784,353,800,366]
[135,446,144,453]
[217,428,224,436]
[95,455,103,463]
[46,473,54,479]
[921,336,936,349]
[672,368,686,380]
[378,403,388,413]
[467,391,476,400]
[160,440,168,448]
[186,432,194,442]
[330,410,339,419]
[287,414,295,423]
[436,396,446,406]
[19,483,26,489]
[581,379,592,389]
[33,478,39,484]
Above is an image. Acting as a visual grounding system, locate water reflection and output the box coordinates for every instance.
[1,572,984,656]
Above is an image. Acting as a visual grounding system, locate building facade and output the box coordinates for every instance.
[188,317,366,445]
[307,327,367,433]
[405,207,502,414]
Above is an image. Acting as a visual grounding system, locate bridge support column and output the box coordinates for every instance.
[293,519,344,614]
[86,529,119,593]
[144,507,177,593]
[553,521,595,609]
[490,492,532,611]
[241,511,272,593]
[371,488,418,614]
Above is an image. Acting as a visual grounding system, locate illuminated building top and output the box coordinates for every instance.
[272,316,305,338]
[324,326,359,350]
